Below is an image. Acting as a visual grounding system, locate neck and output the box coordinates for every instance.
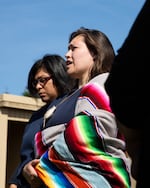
[78,77,89,88]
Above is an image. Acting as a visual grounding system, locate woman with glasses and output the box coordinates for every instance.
[28,54,75,103]
[8,54,76,188]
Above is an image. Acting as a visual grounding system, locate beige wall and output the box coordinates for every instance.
[0,114,8,188]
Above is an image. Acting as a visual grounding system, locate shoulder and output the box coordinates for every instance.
[29,103,49,122]
[79,73,111,112]
[81,73,109,96]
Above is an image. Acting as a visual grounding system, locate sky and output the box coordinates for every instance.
[0,0,145,96]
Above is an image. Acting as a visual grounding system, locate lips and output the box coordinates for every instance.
[39,93,46,98]
[66,61,72,65]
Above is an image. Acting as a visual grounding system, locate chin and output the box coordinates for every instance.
[41,97,47,102]
[67,70,73,75]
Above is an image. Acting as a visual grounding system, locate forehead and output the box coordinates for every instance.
[35,68,49,77]
[69,35,85,46]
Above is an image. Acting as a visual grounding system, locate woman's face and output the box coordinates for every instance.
[34,68,58,103]
[65,35,94,87]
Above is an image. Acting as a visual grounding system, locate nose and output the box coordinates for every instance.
[35,82,43,90]
[65,50,71,59]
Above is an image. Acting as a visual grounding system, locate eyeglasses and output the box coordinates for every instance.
[32,76,51,88]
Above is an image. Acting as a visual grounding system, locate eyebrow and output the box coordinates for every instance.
[68,44,73,49]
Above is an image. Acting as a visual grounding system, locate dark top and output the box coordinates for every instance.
[104,1,150,187]
[105,0,150,129]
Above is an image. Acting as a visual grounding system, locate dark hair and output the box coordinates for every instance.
[69,27,115,80]
[28,54,75,96]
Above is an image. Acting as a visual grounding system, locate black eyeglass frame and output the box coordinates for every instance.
[32,76,52,88]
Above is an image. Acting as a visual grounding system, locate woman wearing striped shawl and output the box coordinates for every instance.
[31,27,131,188]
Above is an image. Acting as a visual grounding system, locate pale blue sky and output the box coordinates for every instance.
[0,0,145,96]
